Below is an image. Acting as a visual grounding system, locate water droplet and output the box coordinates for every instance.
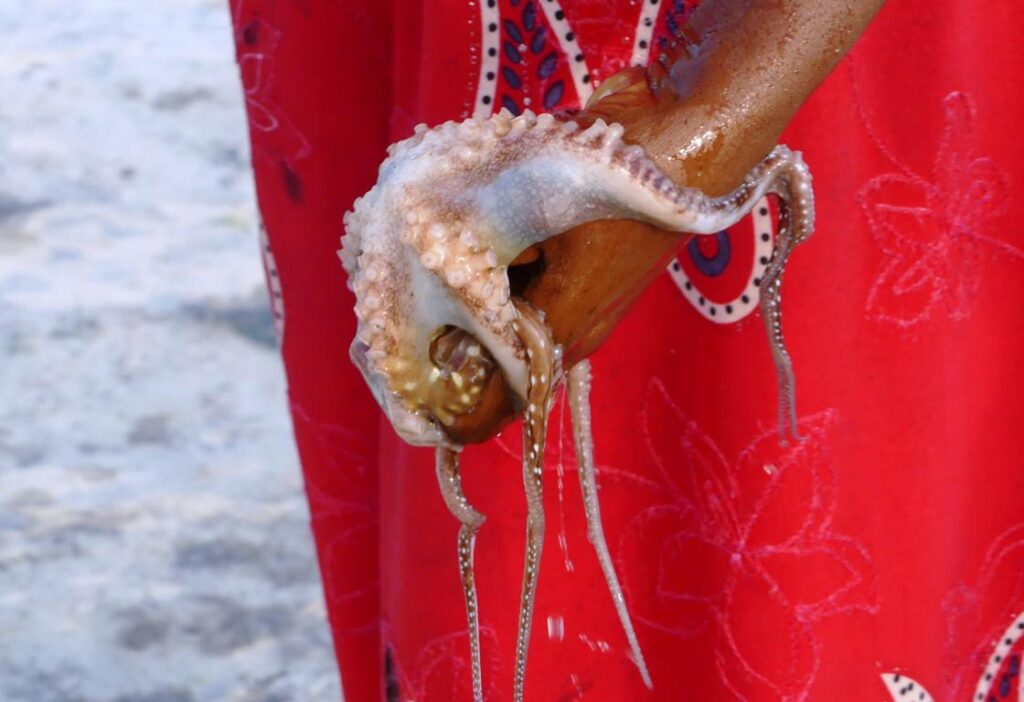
[547,614,565,641]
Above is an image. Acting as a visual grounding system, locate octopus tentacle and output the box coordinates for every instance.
[434,446,486,702]
[567,360,652,689]
[510,300,560,702]
[758,149,815,442]
[680,144,814,234]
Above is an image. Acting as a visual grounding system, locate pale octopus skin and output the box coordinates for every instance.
[340,107,814,700]
[341,107,813,446]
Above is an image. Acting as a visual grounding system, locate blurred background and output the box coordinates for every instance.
[0,1,342,700]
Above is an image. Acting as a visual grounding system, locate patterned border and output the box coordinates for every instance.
[474,0,502,117]
[667,196,774,324]
[536,0,593,104]
[971,612,1024,701]
[630,0,661,67]
[259,220,285,340]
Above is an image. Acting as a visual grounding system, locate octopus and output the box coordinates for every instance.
[339,0,883,698]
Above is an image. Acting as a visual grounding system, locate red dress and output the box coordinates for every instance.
[230,0,1024,699]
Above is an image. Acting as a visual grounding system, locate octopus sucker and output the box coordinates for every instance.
[759,160,816,443]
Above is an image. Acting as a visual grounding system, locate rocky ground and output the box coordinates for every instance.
[0,1,342,700]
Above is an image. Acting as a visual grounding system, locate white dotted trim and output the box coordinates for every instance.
[474,0,501,117]
[972,611,1024,701]
[881,672,934,702]
[630,0,661,67]
[537,0,593,104]
[667,196,773,325]
[259,221,284,341]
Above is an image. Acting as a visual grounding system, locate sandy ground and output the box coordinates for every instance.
[0,1,343,700]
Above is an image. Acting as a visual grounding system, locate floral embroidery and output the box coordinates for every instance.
[859,91,1017,329]
[383,626,502,702]
[290,404,380,635]
[613,379,878,700]
[231,1,311,173]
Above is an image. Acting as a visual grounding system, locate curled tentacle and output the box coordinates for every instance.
[758,150,816,443]
[567,360,652,689]
[434,447,486,702]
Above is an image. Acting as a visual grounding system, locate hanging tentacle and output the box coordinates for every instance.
[511,300,560,702]
[567,360,653,689]
[758,150,815,443]
[434,446,487,702]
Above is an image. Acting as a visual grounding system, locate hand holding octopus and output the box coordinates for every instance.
[340,0,883,698]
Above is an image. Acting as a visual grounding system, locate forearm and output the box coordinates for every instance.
[522,0,887,364]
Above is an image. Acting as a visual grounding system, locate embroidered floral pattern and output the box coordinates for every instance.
[232,1,311,176]
[859,91,1018,329]
[613,379,878,700]
[290,404,380,635]
[383,627,502,702]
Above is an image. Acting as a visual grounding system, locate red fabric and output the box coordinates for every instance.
[230,1,1024,699]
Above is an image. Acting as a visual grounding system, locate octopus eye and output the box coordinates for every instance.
[425,325,516,444]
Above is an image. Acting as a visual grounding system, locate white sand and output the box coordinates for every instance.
[0,1,342,700]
